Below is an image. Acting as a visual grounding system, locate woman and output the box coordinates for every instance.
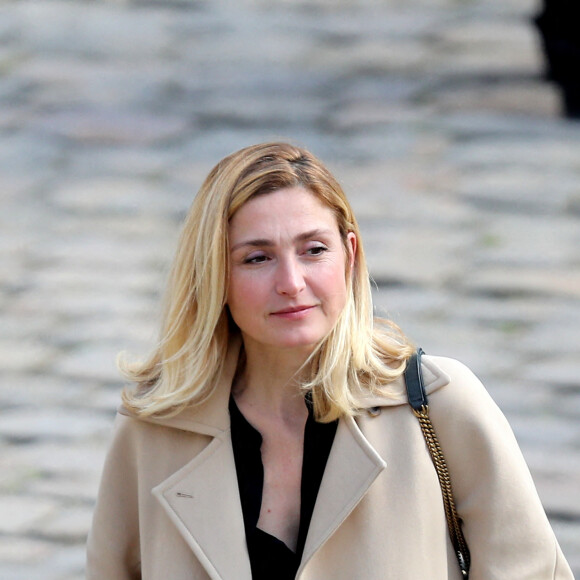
[87,142,573,579]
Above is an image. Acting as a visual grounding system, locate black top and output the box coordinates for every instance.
[229,395,338,580]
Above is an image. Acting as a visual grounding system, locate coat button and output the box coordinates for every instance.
[367,406,381,417]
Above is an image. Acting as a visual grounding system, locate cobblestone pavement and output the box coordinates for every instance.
[1,0,579,578]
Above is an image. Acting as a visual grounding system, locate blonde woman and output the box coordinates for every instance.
[87,142,573,580]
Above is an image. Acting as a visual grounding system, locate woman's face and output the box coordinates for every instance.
[227,186,356,356]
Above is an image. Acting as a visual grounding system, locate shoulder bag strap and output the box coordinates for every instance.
[404,348,471,578]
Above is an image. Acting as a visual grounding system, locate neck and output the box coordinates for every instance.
[232,341,314,420]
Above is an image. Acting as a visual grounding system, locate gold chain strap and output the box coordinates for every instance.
[413,405,471,577]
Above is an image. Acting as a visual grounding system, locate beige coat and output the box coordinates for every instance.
[87,343,574,579]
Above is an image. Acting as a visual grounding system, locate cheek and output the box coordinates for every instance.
[227,281,255,330]
[316,264,349,308]
[228,272,264,310]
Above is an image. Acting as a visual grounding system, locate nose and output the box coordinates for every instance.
[275,256,306,296]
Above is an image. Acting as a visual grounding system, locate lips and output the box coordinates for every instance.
[273,305,312,314]
[271,305,316,318]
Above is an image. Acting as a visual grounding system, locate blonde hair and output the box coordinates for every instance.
[120,142,414,421]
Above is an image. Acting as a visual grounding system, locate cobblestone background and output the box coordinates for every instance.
[0,0,579,578]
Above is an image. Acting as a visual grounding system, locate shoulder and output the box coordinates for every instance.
[418,357,532,497]
[423,354,498,410]
[113,405,211,441]
[101,408,218,485]
[421,355,516,452]
[104,407,194,460]
[421,353,482,391]
[100,410,152,469]
[361,353,487,410]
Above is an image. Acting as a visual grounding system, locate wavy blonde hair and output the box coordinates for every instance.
[120,142,414,421]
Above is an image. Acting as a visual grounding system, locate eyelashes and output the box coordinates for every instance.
[243,254,268,264]
[242,244,329,265]
[306,245,328,256]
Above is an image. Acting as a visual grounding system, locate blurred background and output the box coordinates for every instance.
[0,0,579,578]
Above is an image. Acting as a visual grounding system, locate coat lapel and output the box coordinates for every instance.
[150,337,251,580]
[152,433,252,580]
[145,339,451,578]
[298,414,386,572]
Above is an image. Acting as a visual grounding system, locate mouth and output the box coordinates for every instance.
[271,305,315,317]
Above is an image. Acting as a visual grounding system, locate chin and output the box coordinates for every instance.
[276,334,325,351]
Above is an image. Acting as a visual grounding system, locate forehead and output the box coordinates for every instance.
[229,187,339,238]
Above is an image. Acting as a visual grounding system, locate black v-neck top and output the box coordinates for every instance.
[229,395,338,580]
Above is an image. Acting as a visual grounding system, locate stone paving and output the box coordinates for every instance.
[0,0,579,578]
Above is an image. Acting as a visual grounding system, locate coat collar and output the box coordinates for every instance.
[150,401,387,580]
[125,341,451,579]
[119,339,451,434]
[356,353,451,409]
[118,335,242,437]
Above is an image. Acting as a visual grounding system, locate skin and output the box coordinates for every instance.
[227,186,356,551]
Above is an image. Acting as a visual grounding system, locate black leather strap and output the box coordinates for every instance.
[404,347,427,411]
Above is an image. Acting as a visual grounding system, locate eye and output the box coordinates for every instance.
[243,253,269,264]
[306,244,328,256]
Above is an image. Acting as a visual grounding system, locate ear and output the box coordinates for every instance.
[346,231,357,272]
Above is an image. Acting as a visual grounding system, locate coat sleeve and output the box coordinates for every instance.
[426,356,574,580]
[86,413,142,580]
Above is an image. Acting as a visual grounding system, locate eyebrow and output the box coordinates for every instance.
[230,228,334,252]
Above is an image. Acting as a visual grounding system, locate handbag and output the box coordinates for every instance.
[404,348,471,578]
